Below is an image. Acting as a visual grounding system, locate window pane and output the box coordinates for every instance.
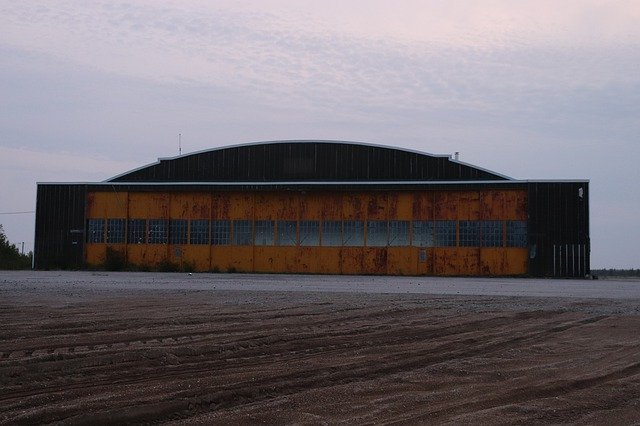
[389,220,409,246]
[300,220,319,246]
[482,221,503,247]
[148,219,168,244]
[435,221,456,247]
[233,220,252,245]
[507,221,527,247]
[412,221,434,247]
[459,221,479,247]
[277,221,297,246]
[343,220,364,247]
[322,221,342,246]
[128,219,146,244]
[255,220,274,246]
[190,220,209,245]
[86,219,104,243]
[367,221,387,247]
[169,219,188,244]
[212,220,231,245]
[106,219,125,244]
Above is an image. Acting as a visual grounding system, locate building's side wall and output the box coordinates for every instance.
[34,184,87,269]
[528,182,590,277]
[84,189,528,276]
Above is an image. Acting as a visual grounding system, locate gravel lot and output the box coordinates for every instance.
[1,271,639,424]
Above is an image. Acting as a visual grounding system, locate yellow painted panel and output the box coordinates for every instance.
[504,248,529,275]
[300,192,342,220]
[226,246,254,273]
[85,244,106,266]
[296,247,320,273]
[254,246,282,272]
[128,193,169,219]
[479,247,507,276]
[170,192,211,219]
[317,247,341,274]
[386,247,414,275]
[180,245,211,271]
[228,192,254,219]
[481,190,505,219]
[434,247,480,276]
[87,192,128,218]
[255,192,299,220]
[388,192,413,220]
[211,245,233,272]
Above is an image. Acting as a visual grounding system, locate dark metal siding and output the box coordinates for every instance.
[527,182,590,277]
[34,184,86,269]
[109,141,508,183]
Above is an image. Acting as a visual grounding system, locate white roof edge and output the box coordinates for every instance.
[39,179,590,186]
[104,139,510,182]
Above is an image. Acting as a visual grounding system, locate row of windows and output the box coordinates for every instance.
[87,219,527,248]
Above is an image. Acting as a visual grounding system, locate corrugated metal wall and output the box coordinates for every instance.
[527,182,590,278]
[109,141,509,182]
[34,184,86,269]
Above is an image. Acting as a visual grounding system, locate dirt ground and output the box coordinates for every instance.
[1,272,640,424]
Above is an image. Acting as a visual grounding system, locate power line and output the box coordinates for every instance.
[0,211,35,215]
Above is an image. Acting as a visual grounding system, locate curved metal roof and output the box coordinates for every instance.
[107,140,511,183]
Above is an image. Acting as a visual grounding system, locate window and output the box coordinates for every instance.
[343,221,364,246]
[412,221,434,247]
[435,221,456,247]
[212,220,231,245]
[233,220,252,245]
[106,219,125,244]
[128,219,146,244]
[367,221,387,247]
[277,221,297,246]
[169,219,188,244]
[322,221,342,246]
[255,220,274,246]
[482,221,503,247]
[459,221,480,247]
[507,221,527,247]
[389,221,410,246]
[148,220,168,244]
[299,220,319,246]
[190,220,209,245]
[87,219,104,243]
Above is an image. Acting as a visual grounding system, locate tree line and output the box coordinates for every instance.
[0,224,32,270]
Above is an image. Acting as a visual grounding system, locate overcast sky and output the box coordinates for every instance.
[1,0,639,268]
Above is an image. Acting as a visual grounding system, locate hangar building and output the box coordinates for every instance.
[34,140,590,277]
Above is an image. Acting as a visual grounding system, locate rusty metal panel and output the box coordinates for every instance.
[342,193,367,220]
[341,247,363,274]
[434,192,458,220]
[366,192,388,220]
[479,247,506,275]
[300,192,341,220]
[412,192,434,220]
[457,191,481,220]
[362,247,387,274]
[87,191,128,218]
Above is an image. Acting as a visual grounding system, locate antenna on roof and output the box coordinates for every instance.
[178,133,182,156]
